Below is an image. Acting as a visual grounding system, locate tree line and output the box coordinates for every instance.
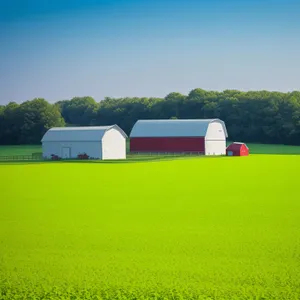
[0,88,300,145]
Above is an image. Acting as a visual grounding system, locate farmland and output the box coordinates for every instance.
[0,145,300,299]
[1,141,300,157]
[0,145,42,156]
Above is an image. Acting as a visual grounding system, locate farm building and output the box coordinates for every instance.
[41,125,127,160]
[129,119,228,155]
[226,142,249,156]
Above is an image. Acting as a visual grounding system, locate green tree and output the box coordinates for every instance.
[0,102,21,145]
[59,97,98,126]
[1,88,300,146]
[18,98,65,144]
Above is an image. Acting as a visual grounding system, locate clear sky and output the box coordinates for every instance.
[0,0,300,104]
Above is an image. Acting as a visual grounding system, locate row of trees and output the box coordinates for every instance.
[0,99,65,145]
[1,89,300,145]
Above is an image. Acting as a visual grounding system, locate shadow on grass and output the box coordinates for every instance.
[0,155,204,166]
[1,149,300,166]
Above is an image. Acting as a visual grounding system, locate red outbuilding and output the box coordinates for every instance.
[226,142,249,156]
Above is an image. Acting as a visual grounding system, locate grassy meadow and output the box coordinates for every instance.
[0,145,42,156]
[1,141,300,157]
[0,144,300,299]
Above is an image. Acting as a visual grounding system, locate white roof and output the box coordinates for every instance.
[41,125,127,142]
[130,119,228,138]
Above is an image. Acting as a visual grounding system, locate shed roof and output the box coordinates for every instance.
[130,119,228,138]
[41,125,127,142]
[227,142,248,150]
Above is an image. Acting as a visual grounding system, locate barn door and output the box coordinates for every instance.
[62,147,71,158]
[227,151,233,156]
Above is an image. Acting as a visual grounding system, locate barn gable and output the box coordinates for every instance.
[205,121,227,140]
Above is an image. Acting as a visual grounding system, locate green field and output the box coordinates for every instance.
[1,144,300,299]
[1,141,300,157]
[0,145,42,156]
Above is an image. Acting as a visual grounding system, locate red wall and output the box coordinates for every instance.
[240,144,249,156]
[130,137,205,153]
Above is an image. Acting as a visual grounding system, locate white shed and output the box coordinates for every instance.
[41,125,127,160]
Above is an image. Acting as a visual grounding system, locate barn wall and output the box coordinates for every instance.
[205,140,226,155]
[204,121,226,155]
[205,122,226,140]
[42,141,102,159]
[102,129,126,160]
[240,145,249,156]
[42,142,62,159]
[130,137,205,153]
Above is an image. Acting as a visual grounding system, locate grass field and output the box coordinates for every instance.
[1,144,300,299]
[1,141,300,157]
[0,145,42,156]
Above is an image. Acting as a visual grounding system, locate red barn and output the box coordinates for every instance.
[226,142,249,156]
[129,119,228,155]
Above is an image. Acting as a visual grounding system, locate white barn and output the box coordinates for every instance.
[41,125,127,160]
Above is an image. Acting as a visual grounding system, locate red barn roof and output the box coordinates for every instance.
[227,142,248,151]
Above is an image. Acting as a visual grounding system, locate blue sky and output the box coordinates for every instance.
[0,0,300,104]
